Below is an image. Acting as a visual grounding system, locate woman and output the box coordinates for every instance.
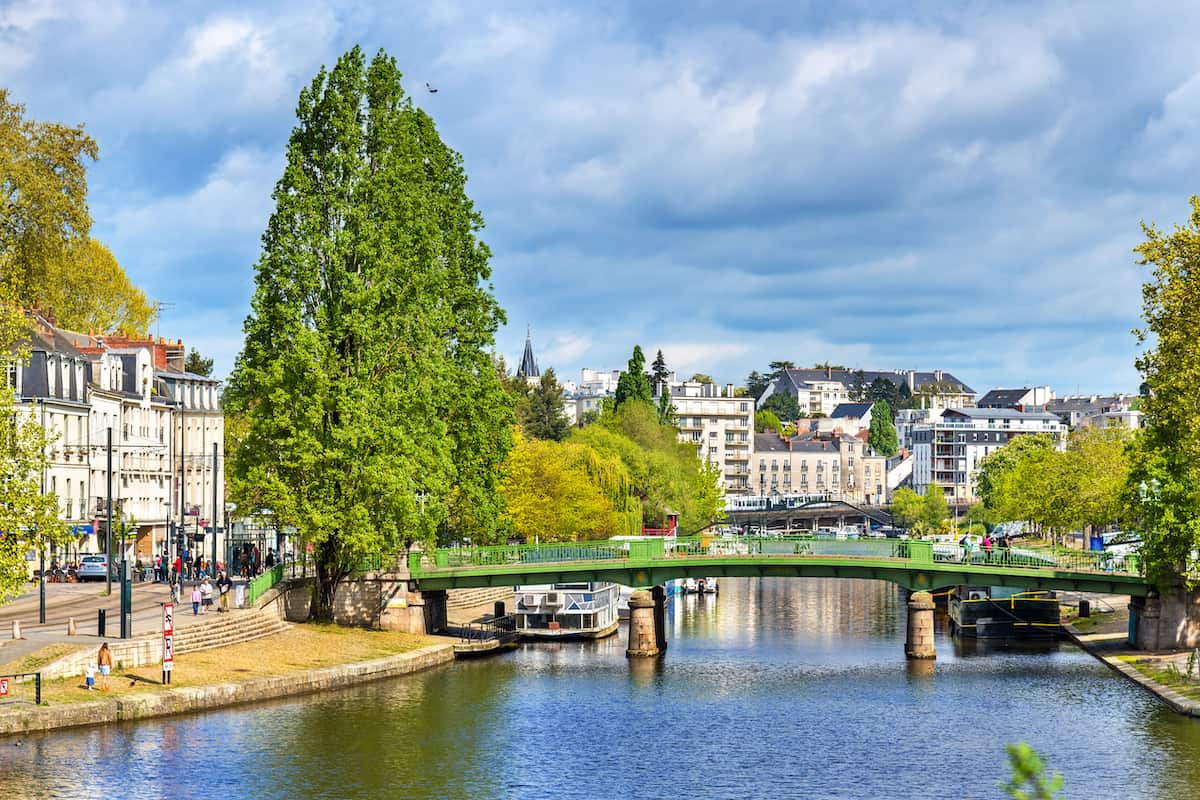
[190,583,202,615]
[200,577,214,614]
[97,643,113,691]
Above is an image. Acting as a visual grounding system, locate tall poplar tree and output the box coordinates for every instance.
[1129,196,1200,584]
[867,400,898,457]
[225,48,513,618]
[614,345,652,409]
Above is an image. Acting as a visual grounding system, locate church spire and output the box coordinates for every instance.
[517,327,540,380]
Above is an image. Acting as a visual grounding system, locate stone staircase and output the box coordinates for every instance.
[171,610,291,655]
[447,586,511,610]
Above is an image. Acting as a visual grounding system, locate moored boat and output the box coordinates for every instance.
[948,585,1061,639]
[514,582,620,639]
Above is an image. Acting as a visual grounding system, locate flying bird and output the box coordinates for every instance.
[426,82,438,93]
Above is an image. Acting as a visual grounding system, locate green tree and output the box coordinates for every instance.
[651,349,670,390]
[34,238,154,334]
[746,370,769,400]
[867,399,898,457]
[690,372,714,384]
[848,370,867,401]
[522,367,569,441]
[656,384,677,426]
[866,377,900,407]
[922,482,949,529]
[1129,196,1200,584]
[184,347,214,377]
[0,289,68,602]
[0,88,96,302]
[755,409,783,435]
[224,47,513,619]
[760,391,802,421]
[812,361,846,370]
[614,345,653,409]
[1002,742,1064,800]
[767,360,795,380]
[890,487,924,529]
[976,434,1056,519]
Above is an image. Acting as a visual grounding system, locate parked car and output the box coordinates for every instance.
[77,555,111,581]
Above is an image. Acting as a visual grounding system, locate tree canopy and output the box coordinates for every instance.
[755,409,783,435]
[184,348,214,377]
[1,90,151,333]
[614,345,652,409]
[746,370,769,400]
[760,391,802,421]
[1128,196,1200,584]
[867,399,898,457]
[521,367,570,441]
[224,47,513,618]
[651,349,670,389]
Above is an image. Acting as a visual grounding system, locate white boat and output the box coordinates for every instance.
[684,577,699,594]
[513,582,620,639]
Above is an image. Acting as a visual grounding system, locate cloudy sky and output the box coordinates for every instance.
[4,0,1199,395]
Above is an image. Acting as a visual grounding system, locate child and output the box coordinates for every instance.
[85,664,96,691]
[191,583,202,615]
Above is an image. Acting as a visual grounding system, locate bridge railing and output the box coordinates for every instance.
[411,536,1141,578]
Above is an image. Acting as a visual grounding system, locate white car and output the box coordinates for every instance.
[77,555,112,581]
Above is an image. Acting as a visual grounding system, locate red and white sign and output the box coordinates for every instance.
[0,677,9,697]
[162,603,175,672]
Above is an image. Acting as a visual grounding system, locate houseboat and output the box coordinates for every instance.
[948,586,1062,639]
[514,582,620,639]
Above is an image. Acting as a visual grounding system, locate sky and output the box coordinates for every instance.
[4,0,1199,396]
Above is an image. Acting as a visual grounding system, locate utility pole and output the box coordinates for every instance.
[106,426,113,596]
[212,442,219,573]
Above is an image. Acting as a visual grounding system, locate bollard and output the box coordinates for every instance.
[97,608,106,638]
[67,617,77,636]
[1079,599,1091,618]
[11,620,21,640]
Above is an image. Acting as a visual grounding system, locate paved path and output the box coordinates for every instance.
[0,579,248,667]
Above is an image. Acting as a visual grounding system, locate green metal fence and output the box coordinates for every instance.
[410,535,1141,579]
[246,564,285,606]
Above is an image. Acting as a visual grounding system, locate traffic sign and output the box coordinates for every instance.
[162,602,175,673]
[0,677,9,697]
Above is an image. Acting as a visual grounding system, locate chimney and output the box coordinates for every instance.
[726,383,734,398]
[826,366,832,379]
[934,369,943,382]
[907,370,916,391]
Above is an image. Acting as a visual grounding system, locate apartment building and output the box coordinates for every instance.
[760,368,975,417]
[663,381,754,495]
[911,407,1065,503]
[1046,394,1143,431]
[751,433,886,505]
[159,368,225,539]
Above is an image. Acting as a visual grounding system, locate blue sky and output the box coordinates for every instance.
[4,0,1199,395]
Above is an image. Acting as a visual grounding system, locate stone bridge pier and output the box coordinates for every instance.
[627,586,668,658]
[905,590,936,660]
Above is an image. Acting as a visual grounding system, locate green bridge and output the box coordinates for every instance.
[409,536,1150,596]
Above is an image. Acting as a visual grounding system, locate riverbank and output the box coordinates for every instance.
[0,625,453,736]
[1062,597,1200,717]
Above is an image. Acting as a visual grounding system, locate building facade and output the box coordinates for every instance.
[664,381,754,495]
[911,408,1065,503]
[751,433,887,505]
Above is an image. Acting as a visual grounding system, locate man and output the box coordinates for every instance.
[217,570,233,613]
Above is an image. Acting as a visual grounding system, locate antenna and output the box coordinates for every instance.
[153,300,175,339]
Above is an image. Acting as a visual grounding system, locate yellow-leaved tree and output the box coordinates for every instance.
[501,434,619,542]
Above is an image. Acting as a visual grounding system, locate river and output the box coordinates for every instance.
[3,578,1199,799]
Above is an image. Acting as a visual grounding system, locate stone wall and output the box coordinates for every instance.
[259,573,445,635]
[1129,587,1200,650]
[0,643,456,737]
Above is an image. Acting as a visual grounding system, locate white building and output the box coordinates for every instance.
[662,381,754,495]
[911,408,1065,503]
[579,368,622,395]
[760,368,975,417]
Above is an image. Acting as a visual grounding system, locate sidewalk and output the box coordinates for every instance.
[0,578,249,669]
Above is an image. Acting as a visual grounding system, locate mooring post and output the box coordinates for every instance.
[626,590,660,658]
[651,584,667,653]
[905,590,936,660]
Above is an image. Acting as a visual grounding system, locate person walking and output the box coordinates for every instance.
[190,583,202,615]
[200,576,214,614]
[217,571,233,613]
[97,643,113,691]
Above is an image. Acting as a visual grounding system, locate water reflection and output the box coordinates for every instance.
[1,577,1198,800]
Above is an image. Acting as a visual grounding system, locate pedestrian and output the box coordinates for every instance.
[982,533,993,559]
[84,664,96,691]
[265,549,276,570]
[190,583,201,615]
[252,545,261,577]
[153,554,161,583]
[97,643,113,691]
[200,576,214,614]
[217,571,233,613]
[173,554,182,583]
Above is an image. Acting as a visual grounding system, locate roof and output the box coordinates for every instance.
[27,326,87,359]
[517,331,539,379]
[976,388,1033,408]
[753,433,844,453]
[943,408,1061,422]
[770,368,975,397]
[753,433,792,452]
[831,402,873,419]
[155,368,220,383]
